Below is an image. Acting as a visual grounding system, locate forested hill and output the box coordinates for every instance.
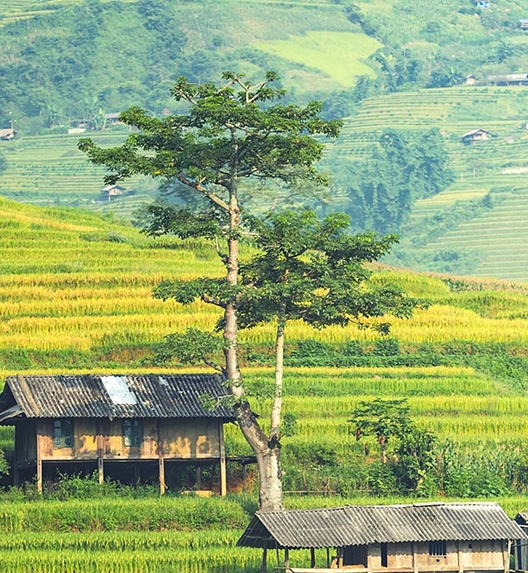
[3,0,528,279]
[3,0,528,130]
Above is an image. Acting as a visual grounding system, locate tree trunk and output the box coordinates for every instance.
[270,319,285,439]
[256,444,284,512]
[222,180,285,511]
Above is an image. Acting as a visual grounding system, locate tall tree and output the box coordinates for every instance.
[156,210,418,509]
[79,72,341,511]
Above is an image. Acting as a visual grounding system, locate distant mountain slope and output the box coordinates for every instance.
[5,0,528,279]
[326,86,528,280]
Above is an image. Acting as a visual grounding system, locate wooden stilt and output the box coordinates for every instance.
[36,424,42,494]
[13,425,19,487]
[157,420,165,495]
[327,547,330,568]
[219,422,227,496]
[96,421,104,485]
[311,547,316,568]
[284,548,290,570]
[261,541,268,573]
[196,466,202,490]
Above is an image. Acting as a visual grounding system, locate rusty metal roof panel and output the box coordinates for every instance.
[2,374,234,419]
[238,503,527,549]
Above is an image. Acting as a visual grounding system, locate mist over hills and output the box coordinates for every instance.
[2,0,528,279]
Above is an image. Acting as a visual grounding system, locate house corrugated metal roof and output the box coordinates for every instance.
[0,373,234,420]
[461,129,492,138]
[237,503,527,549]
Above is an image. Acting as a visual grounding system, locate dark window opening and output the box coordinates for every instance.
[53,419,73,448]
[429,541,447,557]
[123,419,143,448]
[343,545,368,567]
[381,543,388,567]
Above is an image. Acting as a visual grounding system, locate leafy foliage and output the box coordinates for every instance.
[333,129,455,234]
[237,210,417,332]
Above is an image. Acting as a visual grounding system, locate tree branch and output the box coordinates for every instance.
[176,175,230,211]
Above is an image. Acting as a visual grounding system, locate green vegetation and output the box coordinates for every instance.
[4,0,528,278]
[255,31,381,87]
[0,200,528,567]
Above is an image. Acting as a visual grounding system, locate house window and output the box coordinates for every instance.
[123,419,143,448]
[53,419,73,448]
[381,543,388,567]
[429,541,447,557]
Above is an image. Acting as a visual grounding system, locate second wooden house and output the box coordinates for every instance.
[238,502,527,573]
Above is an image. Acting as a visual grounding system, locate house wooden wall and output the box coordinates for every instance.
[337,540,509,572]
[14,417,227,495]
[15,418,222,462]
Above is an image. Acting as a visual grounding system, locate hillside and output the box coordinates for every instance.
[1,199,528,489]
[0,199,528,569]
[327,86,528,280]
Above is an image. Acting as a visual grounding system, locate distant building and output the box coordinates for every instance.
[101,184,126,200]
[486,74,528,86]
[520,19,528,31]
[464,75,478,86]
[0,128,16,141]
[104,113,122,127]
[461,129,494,144]
[0,373,234,494]
[238,502,527,573]
[475,1,490,8]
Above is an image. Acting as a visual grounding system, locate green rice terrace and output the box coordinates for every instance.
[1,199,528,569]
[6,84,528,278]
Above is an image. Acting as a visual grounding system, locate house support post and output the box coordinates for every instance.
[457,541,463,573]
[326,548,330,568]
[157,420,165,495]
[504,540,511,573]
[261,541,268,573]
[284,548,290,570]
[36,422,43,494]
[413,542,418,573]
[196,466,202,490]
[219,423,227,497]
[310,548,316,568]
[96,421,104,485]
[13,426,18,487]
[242,462,247,492]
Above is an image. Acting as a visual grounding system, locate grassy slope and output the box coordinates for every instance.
[255,31,382,87]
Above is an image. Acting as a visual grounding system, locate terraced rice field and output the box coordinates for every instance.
[333,86,528,279]
[0,132,154,217]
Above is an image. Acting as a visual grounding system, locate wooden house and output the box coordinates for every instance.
[475,1,490,8]
[520,20,528,31]
[101,184,126,200]
[461,129,494,144]
[0,373,235,494]
[0,128,16,141]
[238,502,527,573]
[104,112,122,126]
